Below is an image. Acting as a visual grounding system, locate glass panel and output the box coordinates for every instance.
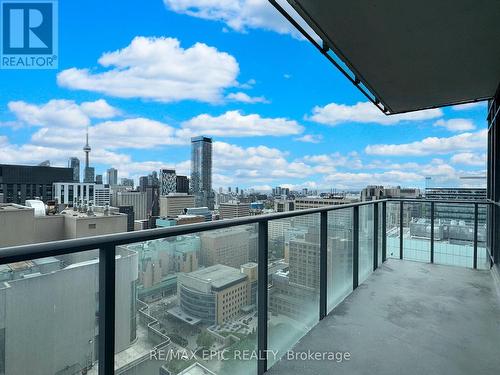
[114,224,258,375]
[434,203,475,268]
[268,213,320,367]
[0,251,99,374]
[403,202,431,263]
[386,202,401,259]
[477,204,490,270]
[378,203,383,266]
[358,205,374,283]
[327,208,353,313]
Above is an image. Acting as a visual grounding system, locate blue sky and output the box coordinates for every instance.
[0,0,488,191]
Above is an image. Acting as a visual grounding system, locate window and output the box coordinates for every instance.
[89,223,96,229]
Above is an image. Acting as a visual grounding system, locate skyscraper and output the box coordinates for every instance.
[83,128,95,183]
[160,169,176,196]
[68,157,80,182]
[191,136,214,210]
[107,168,118,186]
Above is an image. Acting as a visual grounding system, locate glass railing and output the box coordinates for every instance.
[386,200,492,271]
[0,199,492,375]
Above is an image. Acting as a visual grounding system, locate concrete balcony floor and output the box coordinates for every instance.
[268,259,500,375]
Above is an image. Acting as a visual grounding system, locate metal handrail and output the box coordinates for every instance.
[0,199,386,264]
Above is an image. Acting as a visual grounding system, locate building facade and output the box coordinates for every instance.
[159,194,196,217]
[160,169,177,196]
[107,168,118,186]
[0,164,74,204]
[191,136,214,210]
[68,157,80,182]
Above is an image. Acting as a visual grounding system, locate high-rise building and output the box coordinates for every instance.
[159,193,195,217]
[68,157,80,182]
[160,169,177,196]
[94,184,111,206]
[200,227,250,268]
[191,136,214,210]
[219,202,251,219]
[0,164,73,204]
[116,191,148,220]
[120,178,134,187]
[176,175,189,194]
[83,129,94,183]
[107,168,118,186]
[53,182,95,206]
[95,174,103,185]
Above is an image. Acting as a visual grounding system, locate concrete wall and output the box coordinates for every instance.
[0,249,138,375]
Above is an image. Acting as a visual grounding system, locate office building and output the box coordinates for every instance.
[172,264,250,325]
[361,185,422,201]
[219,201,251,219]
[160,169,177,196]
[53,182,95,206]
[200,227,250,268]
[0,164,74,204]
[95,174,103,185]
[116,191,148,221]
[159,193,195,217]
[176,175,189,194]
[274,199,295,212]
[191,136,214,210]
[120,178,134,187]
[185,207,212,222]
[94,184,111,206]
[0,246,137,375]
[68,157,80,182]
[107,168,118,186]
[118,205,135,231]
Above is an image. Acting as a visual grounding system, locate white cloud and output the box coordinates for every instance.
[80,99,121,118]
[226,92,269,104]
[434,118,475,132]
[31,118,185,150]
[451,102,486,111]
[308,101,443,126]
[294,134,323,144]
[178,110,303,138]
[451,152,487,166]
[163,0,314,38]
[57,36,240,104]
[8,99,119,129]
[365,130,487,156]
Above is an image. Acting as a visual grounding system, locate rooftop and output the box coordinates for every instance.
[185,264,247,290]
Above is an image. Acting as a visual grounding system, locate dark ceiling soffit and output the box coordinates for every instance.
[269,0,490,116]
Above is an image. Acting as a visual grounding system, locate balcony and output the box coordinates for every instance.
[0,198,499,375]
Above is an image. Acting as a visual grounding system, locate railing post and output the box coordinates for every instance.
[373,203,379,271]
[430,202,435,264]
[474,203,479,269]
[320,211,328,319]
[257,221,269,375]
[353,206,359,289]
[382,201,387,262]
[399,201,404,260]
[98,244,116,375]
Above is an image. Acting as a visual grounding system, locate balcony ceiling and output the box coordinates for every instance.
[286,0,500,113]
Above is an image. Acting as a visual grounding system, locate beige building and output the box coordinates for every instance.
[159,193,195,217]
[174,264,250,325]
[200,227,250,268]
[219,202,250,219]
[0,203,127,249]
